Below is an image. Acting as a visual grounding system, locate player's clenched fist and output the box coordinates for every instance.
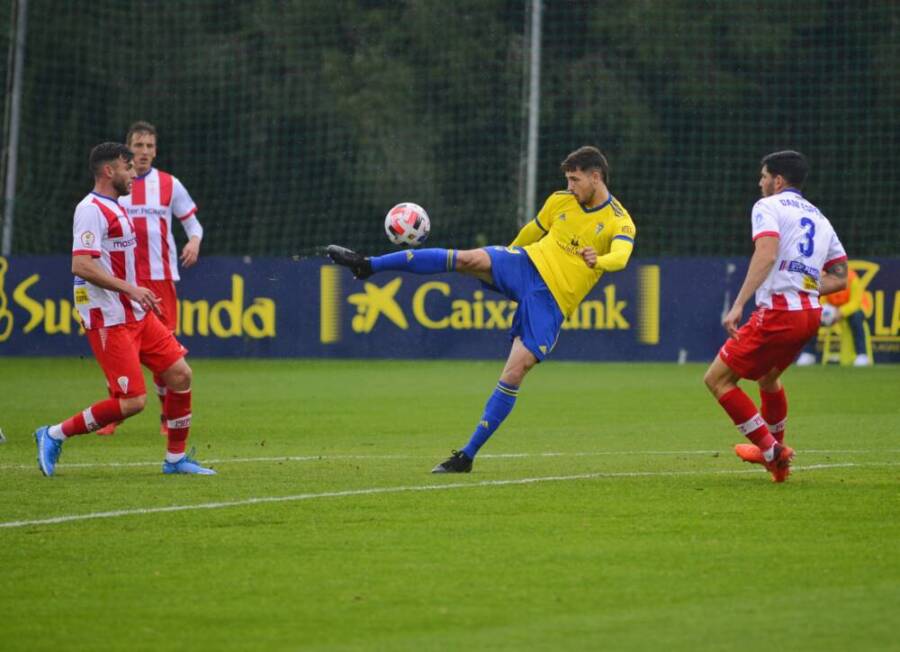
[580,246,597,268]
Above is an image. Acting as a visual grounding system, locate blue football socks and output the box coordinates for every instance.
[370,248,457,274]
[461,381,519,459]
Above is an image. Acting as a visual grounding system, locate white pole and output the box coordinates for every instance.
[2,0,28,256]
[521,0,542,226]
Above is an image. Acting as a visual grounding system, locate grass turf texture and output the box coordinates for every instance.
[0,358,898,651]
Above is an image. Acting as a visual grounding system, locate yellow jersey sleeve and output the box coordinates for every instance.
[534,193,566,233]
[509,220,546,247]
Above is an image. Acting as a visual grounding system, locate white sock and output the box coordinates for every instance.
[165,451,185,464]
[48,424,66,440]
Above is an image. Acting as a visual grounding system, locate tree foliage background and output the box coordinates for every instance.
[2,0,898,257]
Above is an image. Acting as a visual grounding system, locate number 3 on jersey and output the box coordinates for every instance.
[798,217,815,257]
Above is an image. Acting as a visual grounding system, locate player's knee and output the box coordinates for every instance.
[455,249,476,270]
[455,249,487,272]
[121,394,147,417]
[164,360,192,391]
[503,361,533,386]
[702,367,721,394]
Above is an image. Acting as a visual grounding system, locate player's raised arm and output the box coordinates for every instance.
[510,195,559,247]
[509,219,546,247]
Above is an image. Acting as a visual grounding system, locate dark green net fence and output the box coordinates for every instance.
[2,0,898,258]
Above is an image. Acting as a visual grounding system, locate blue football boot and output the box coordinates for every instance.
[34,426,63,477]
[163,450,216,475]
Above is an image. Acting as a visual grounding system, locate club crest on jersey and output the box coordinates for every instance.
[80,231,95,247]
[117,376,129,394]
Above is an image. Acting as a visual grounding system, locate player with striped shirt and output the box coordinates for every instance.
[97,121,204,436]
[327,146,636,473]
[703,150,848,482]
[33,143,214,476]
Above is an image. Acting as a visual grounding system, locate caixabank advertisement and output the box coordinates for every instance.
[0,256,897,363]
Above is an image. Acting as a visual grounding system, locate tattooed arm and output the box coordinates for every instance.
[819,260,848,296]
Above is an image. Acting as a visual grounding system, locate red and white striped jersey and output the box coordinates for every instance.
[751,188,847,311]
[72,192,146,330]
[119,167,202,282]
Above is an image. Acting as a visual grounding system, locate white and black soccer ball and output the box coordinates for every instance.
[820,303,840,326]
[384,202,430,247]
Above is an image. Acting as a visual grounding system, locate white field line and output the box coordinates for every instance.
[1,461,898,530]
[1,448,897,471]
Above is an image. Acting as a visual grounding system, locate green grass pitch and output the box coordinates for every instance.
[0,358,898,651]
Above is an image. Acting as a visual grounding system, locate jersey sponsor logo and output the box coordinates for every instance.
[595,223,604,235]
[778,259,820,280]
[554,237,582,256]
[111,236,137,250]
[558,213,567,221]
[126,207,168,217]
[80,231,96,248]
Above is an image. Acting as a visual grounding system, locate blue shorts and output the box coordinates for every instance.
[483,246,564,361]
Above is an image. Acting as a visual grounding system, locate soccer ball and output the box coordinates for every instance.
[384,202,430,247]
[820,303,840,326]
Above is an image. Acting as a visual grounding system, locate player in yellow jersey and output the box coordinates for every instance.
[327,146,636,472]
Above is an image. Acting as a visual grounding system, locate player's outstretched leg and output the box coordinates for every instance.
[325,245,374,279]
[327,244,460,280]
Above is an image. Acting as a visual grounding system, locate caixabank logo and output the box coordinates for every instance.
[319,264,662,346]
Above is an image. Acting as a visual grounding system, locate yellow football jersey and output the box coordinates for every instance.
[514,191,636,316]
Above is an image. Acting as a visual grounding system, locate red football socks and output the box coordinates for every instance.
[164,389,192,454]
[760,387,788,444]
[718,387,777,451]
[61,398,124,436]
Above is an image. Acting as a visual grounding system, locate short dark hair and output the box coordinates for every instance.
[89,142,133,176]
[761,150,809,188]
[126,120,157,146]
[561,146,610,184]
